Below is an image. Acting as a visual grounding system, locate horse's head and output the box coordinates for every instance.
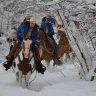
[38,28,46,40]
[57,30,66,38]
[57,24,64,29]
[22,35,32,59]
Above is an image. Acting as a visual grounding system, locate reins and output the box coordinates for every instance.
[39,39,54,53]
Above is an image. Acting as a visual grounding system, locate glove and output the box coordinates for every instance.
[19,33,24,38]
[19,29,25,38]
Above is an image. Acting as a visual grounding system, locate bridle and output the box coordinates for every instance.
[22,40,32,59]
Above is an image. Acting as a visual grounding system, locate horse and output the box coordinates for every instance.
[57,30,76,63]
[12,35,40,87]
[38,28,59,67]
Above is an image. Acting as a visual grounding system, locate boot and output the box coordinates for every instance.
[3,55,14,71]
[35,60,46,74]
[6,43,19,60]
[3,64,9,71]
[33,46,46,74]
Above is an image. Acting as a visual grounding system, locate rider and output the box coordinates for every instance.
[41,16,61,65]
[3,17,46,74]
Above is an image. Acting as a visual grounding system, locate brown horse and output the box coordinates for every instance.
[38,29,54,65]
[57,30,75,62]
[12,35,40,86]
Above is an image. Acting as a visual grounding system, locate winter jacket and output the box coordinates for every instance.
[48,16,55,25]
[16,24,38,44]
[41,21,54,36]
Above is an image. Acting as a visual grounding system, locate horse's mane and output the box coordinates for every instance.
[39,28,45,32]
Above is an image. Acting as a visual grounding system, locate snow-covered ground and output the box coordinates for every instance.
[0,37,96,96]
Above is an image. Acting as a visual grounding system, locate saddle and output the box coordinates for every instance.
[46,36,56,50]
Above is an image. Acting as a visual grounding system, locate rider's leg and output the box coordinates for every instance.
[31,43,46,74]
[3,42,20,70]
[48,35,58,57]
[48,35,62,65]
[6,43,20,60]
[48,35,58,52]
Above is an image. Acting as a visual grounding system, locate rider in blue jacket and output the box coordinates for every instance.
[3,17,46,74]
[16,22,38,44]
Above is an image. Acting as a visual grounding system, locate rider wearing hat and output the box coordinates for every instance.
[3,17,46,74]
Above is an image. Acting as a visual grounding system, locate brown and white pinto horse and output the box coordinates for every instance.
[38,29,55,66]
[57,30,75,63]
[13,35,35,87]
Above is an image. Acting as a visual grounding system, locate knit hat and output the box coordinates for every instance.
[30,17,36,24]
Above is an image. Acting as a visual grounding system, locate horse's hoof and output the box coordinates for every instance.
[54,59,62,66]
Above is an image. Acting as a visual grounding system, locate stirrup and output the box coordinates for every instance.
[3,63,9,71]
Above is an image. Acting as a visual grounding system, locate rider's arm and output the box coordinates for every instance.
[41,22,47,33]
[16,26,23,44]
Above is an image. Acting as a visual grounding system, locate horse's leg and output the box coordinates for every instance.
[72,52,75,60]
[65,53,70,63]
[69,53,72,61]
[14,63,19,82]
[62,53,67,63]
[25,71,32,87]
[16,72,19,82]
[46,61,51,69]
[18,71,22,86]
[71,52,76,64]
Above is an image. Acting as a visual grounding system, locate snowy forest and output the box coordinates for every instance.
[0,0,96,96]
